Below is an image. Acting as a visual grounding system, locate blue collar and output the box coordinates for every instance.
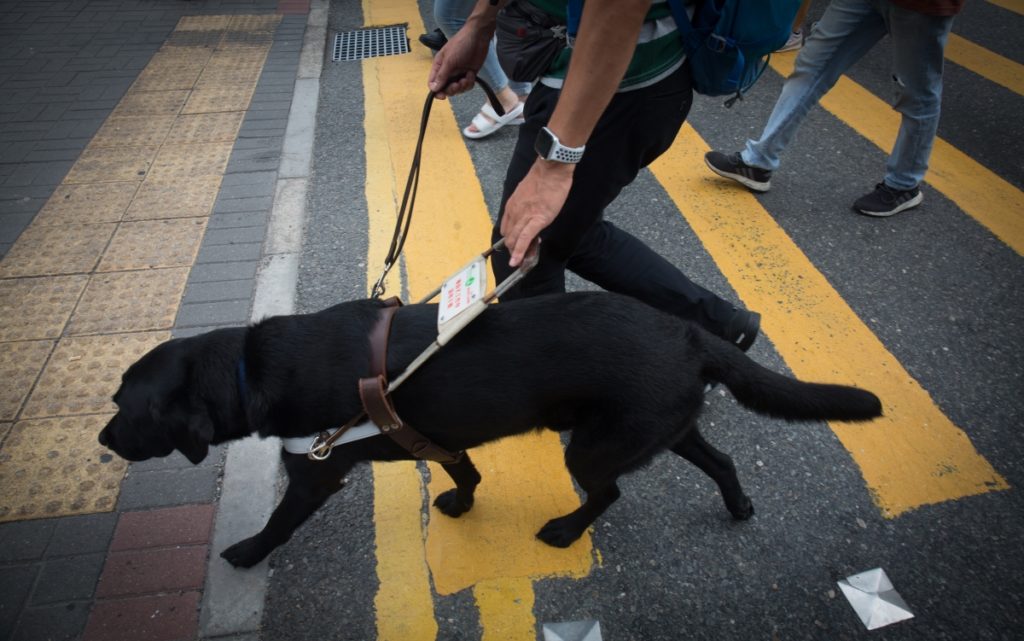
[237,357,249,406]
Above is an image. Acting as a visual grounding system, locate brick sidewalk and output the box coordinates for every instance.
[0,2,309,639]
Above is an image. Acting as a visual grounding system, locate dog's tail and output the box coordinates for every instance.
[698,329,882,422]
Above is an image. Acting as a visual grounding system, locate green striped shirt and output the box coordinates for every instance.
[527,0,688,91]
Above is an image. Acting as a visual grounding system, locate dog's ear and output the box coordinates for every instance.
[175,410,214,464]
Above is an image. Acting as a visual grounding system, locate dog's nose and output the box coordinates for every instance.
[98,427,109,447]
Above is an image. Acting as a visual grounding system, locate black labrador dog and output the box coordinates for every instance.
[98,292,881,568]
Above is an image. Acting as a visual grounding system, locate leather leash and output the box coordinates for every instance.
[371,76,504,299]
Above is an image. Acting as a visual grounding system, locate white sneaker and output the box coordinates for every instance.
[775,30,803,53]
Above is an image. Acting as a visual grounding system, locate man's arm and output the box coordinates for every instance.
[501,0,649,267]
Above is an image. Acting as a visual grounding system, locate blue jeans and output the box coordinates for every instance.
[741,0,954,190]
[434,0,532,97]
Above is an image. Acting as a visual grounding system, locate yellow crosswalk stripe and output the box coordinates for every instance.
[946,33,1024,96]
[985,0,1024,15]
[651,125,1008,517]
[361,1,591,638]
[769,54,1024,256]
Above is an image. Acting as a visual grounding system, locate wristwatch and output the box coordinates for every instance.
[535,126,586,164]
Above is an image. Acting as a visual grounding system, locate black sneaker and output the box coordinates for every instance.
[853,183,923,217]
[705,151,772,192]
[418,28,447,52]
[723,308,760,352]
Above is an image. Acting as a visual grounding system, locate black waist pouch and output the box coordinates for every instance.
[495,0,567,83]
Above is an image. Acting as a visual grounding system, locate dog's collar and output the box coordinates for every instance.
[281,420,382,455]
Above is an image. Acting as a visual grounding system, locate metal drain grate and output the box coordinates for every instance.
[333,25,410,61]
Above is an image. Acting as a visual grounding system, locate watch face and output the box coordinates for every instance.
[535,128,554,159]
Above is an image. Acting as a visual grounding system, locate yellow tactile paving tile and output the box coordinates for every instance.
[182,84,259,114]
[88,115,177,148]
[0,340,54,421]
[0,13,278,522]
[0,415,128,523]
[0,222,116,278]
[112,89,191,117]
[67,268,190,336]
[20,332,170,419]
[125,175,221,220]
[0,275,88,341]
[147,142,235,179]
[177,14,234,30]
[31,183,139,226]
[131,64,205,92]
[97,218,207,272]
[165,112,245,145]
[63,145,159,183]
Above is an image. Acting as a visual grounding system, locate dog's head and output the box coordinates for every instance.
[98,338,217,465]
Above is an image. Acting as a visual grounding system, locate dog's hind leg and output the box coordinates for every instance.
[671,427,753,520]
[535,431,635,548]
[433,453,482,517]
[221,453,350,568]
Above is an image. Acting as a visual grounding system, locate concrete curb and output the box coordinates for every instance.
[199,1,328,638]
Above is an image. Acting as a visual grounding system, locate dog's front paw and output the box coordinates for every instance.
[536,516,586,548]
[221,537,272,568]
[728,495,755,521]
[433,489,473,518]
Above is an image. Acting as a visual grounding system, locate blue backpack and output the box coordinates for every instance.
[668,0,804,106]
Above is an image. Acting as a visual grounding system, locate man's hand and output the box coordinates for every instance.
[501,159,575,267]
[428,14,495,99]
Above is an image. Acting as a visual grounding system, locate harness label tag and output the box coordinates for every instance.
[438,256,487,329]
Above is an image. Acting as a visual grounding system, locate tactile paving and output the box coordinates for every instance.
[63,145,159,183]
[68,268,189,336]
[181,84,258,115]
[0,275,89,341]
[88,115,177,148]
[112,90,190,117]
[20,331,170,419]
[177,15,233,31]
[0,222,116,278]
[97,218,207,272]
[194,65,263,89]
[0,415,129,522]
[0,422,10,442]
[0,340,54,421]
[228,14,282,32]
[131,63,204,92]
[165,112,245,144]
[125,175,221,220]
[32,183,139,226]
[147,142,234,180]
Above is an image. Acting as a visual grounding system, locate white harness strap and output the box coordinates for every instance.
[282,420,382,455]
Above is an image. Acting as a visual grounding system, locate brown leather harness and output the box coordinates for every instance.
[313,296,464,465]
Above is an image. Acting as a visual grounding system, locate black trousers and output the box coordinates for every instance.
[491,62,740,336]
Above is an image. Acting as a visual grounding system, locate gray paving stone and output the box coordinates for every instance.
[182,279,256,305]
[208,212,269,230]
[116,466,221,511]
[213,196,274,215]
[47,513,117,558]
[203,226,266,246]
[0,565,39,639]
[188,261,259,283]
[30,553,104,605]
[0,520,55,563]
[197,242,263,264]
[10,601,90,641]
[218,178,276,199]
[176,299,252,327]
[221,170,277,188]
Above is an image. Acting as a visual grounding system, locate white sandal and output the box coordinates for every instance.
[462,102,525,140]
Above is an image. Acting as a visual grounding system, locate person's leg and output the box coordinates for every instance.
[879,2,953,190]
[435,0,529,136]
[741,0,888,172]
[493,65,745,338]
